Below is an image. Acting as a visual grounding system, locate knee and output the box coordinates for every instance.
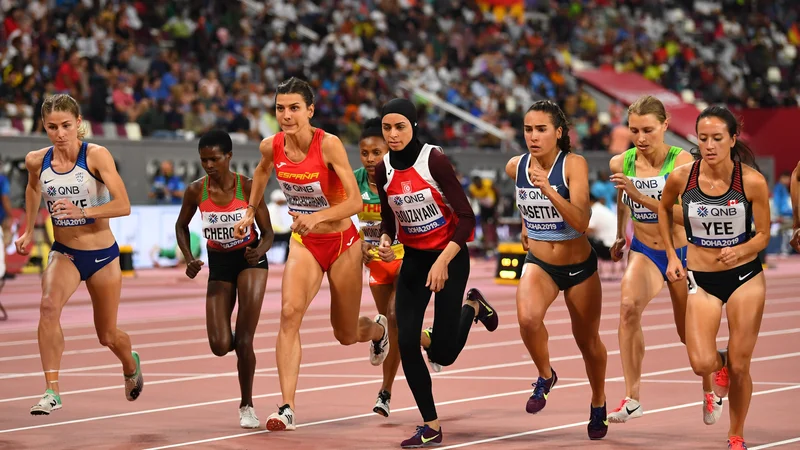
[573,331,604,355]
[208,334,232,357]
[385,309,397,331]
[333,328,357,346]
[39,294,62,323]
[279,303,303,331]
[97,330,116,348]
[234,334,254,355]
[619,298,643,328]
[688,350,718,377]
[727,352,750,378]
[434,349,458,367]
[517,312,545,334]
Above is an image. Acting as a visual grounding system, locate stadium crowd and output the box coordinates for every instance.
[1,0,797,152]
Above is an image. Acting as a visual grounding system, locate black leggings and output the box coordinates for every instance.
[396,245,475,422]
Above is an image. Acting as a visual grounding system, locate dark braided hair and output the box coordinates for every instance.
[360,117,383,141]
[526,100,571,153]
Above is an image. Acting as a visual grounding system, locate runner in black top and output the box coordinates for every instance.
[658,106,770,450]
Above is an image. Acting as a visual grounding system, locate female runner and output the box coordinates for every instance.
[505,100,608,440]
[15,94,143,415]
[374,98,499,448]
[356,117,403,417]
[232,77,389,431]
[175,129,273,428]
[658,105,771,450]
[605,95,720,425]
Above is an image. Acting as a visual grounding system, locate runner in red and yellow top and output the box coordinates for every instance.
[356,117,403,418]
[175,129,273,429]
[233,77,389,432]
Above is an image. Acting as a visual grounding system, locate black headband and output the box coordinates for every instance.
[380,98,417,127]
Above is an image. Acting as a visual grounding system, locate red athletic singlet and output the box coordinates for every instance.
[382,144,468,250]
[199,174,256,251]
[273,128,347,215]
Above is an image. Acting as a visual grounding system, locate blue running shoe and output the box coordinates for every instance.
[526,368,557,414]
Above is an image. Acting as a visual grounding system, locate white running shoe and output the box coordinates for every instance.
[370,314,390,366]
[30,390,62,416]
[606,397,643,423]
[373,390,391,417]
[265,404,296,431]
[703,392,723,425]
[239,405,259,429]
[423,327,442,373]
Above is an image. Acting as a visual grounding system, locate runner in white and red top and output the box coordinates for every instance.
[372,98,499,449]
[175,129,273,430]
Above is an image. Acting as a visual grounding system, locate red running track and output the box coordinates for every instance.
[1,258,800,449]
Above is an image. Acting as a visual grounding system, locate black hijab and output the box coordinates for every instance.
[380,98,423,171]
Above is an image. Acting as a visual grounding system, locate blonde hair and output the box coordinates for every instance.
[628,95,668,123]
[41,94,88,139]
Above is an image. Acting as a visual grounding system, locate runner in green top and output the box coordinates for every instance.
[606,96,718,426]
[356,118,403,418]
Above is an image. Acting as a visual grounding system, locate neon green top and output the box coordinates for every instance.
[354,167,404,261]
[621,146,682,223]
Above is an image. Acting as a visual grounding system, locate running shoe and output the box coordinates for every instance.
[125,351,143,401]
[422,327,442,373]
[30,389,62,415]
[713,348,730,398]
[370,314,389,366]
[373,389,391,417]
[728,436,748,449]
[401,425,443,448]
[266,404,296,431]
[467,288,499,331]
[239,405,259,429]
[703,392,723,425]
[607,397,643,423]
[526,368,557,414]
[588,403,609,440]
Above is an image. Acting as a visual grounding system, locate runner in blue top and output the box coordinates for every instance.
[15,94,142,415]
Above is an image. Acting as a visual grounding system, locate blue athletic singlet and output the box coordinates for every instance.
[515,151,585,241]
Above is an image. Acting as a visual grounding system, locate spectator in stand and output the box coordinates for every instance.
[2,0,797,150]
[149,160,185,205]
[468,175,499,258]
[0,170,11,280]
[773,171,794,256]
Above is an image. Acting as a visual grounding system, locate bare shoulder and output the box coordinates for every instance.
[742,163,767,190]
[186,177,206,193]
[25,147,49,170]
[608,152,625,173]
[674,149,695,167]
[259,135,276,157]
[505,155,522,178]
[184,177,205,202]
[85,143,114,163]
[241,175,254,193]
[321,132,345,151]
[564,152,588,170]
[668,161,693,186]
